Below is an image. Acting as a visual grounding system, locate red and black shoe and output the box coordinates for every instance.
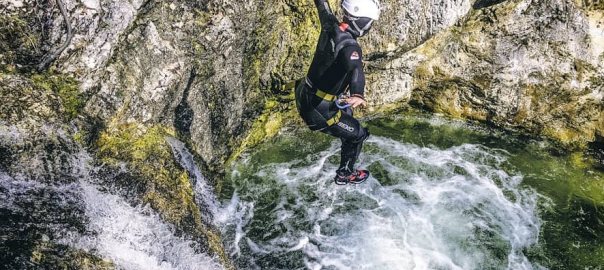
[334,169,370,185]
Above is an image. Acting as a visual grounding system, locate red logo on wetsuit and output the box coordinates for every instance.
[350,51,360,60]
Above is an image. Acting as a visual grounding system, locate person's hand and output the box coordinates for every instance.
[342,96,366,108]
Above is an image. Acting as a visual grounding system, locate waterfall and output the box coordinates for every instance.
[0,127,224,270]
[62,180,223,270]
[61,142,224,270]
[166,137,219,221]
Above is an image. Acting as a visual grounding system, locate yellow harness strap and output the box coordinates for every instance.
[284,77,340,127]
[285,77,337,102]
[315,89,338,102]
[326,110,342,126]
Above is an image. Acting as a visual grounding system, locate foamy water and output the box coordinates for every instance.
[61,181,223,270]
[220,136,545,270]
[0,128,224,270]
[60,139,224,270]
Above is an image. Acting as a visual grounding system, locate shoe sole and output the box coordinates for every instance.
[349,178,368,184]
[334,178,368,185]
[334,180,348,185]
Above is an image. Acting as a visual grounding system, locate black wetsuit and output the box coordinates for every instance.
[295,0,370,173]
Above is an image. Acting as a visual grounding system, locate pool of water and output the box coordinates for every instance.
[218,113,604,270]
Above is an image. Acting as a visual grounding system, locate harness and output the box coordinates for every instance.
[284,78,345,127]
[284,23,359,127]
[304,78,348,126]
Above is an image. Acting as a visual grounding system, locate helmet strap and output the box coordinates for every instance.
[343,15,373,37]
[351,19,373,37]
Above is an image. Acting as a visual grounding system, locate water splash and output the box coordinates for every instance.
[1,127,224,270]
[220,136,544,270]
[61,142,224,270]
[61,181,223,270]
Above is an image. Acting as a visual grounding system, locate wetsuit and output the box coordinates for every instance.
[295,0,370,173]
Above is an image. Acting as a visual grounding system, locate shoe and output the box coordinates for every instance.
[334,169,370,185]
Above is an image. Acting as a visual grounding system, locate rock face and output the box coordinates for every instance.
[60,0,322,170]
[367,0,604,147]
[1,0,486,169]
[4,0,599,159]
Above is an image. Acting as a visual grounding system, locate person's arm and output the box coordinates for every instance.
[314,0,338,28]
[340,45,367,107]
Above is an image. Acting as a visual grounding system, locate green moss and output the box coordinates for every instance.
[96,123,233,269]
[227,98,299,166]
[31,73,84,120]
[0,14,39,71]
[97,124,190,226]
[193,8,212,27]
[73,131,84,145]
[29,241,114,270]
[229,1,320,164]
[542,125,595,150]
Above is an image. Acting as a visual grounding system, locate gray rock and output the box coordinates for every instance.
[0,75,79,182]
[377,0,604,146]
[3,0,603,165]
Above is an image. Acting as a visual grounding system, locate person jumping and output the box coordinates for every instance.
[295,0,381,185]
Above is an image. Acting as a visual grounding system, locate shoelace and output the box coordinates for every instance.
[338,170,361,179]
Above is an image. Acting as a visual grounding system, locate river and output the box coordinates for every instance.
[1,113,602,269]
[218,113,604,270]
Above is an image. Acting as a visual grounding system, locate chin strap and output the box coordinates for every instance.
[351,19,373,37]
[341,17,373,37]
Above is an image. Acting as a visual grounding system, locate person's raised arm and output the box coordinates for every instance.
[314,0,338,28]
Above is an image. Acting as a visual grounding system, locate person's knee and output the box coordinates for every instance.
[349,127,369,144]
[360,127,370,142]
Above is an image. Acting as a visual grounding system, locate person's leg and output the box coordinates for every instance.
[322,110,370,174]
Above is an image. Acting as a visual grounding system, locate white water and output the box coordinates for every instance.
[0,126,224,269]
[220,136,545,270]
[61,181,223,270]
[1,171,224,270]
[60,145,224,270]
[166,136,219,220]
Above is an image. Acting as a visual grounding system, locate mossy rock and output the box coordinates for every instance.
[96,122,233,269]
[227,94,301,166]
[31,73,85,121]
[2,240,114,270]
[0,12,42,72]
[403,0,604,150]
[28,241,114,270]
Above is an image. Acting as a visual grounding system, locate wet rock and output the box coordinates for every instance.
[94,122,233,268]
[0,73,113,268]
[4,0,474,172]
[0,75,80,183]
[3,0,603,155]
[370,0,604,147]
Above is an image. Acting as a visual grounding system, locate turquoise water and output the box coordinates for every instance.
[219,113,604,270]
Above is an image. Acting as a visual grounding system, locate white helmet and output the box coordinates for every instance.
[341,0,381,21]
